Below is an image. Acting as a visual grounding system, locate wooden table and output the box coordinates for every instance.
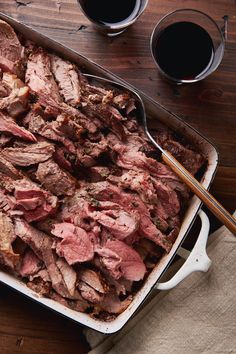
[0,1,235,353]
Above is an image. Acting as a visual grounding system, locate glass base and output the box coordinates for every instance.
[106,28,127,37]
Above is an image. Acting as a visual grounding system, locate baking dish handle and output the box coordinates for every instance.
[155,210,211,291]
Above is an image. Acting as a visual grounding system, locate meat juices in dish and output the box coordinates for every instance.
[0,20,205,320]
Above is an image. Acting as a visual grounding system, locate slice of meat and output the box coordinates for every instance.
[14,218,52,260]
[52,222,94,265]
[0,112,37,142]
[50,291,89,312]
[37,121,76,154]
[93,256,132,296]
[26,48,62,103]
[25,49,96,135]
[108,170,158,204]
[77,136,108,164]
[51,55,81,106]
[0,211,19,269]
[0,73,29,117]
[14,181,58,223]
[0,155,22,179]
[90,208,138,240]
[78,269,107,294]
[82,100,126,141]
[56,257,77,297]
[29,268,51,283]
[56,114,84,141]
[94,246,125,280]
[98,240,146,282]
[22,108,45,132]
[77,280,104,303]
[115,146,176,180]
[113,92,136,114]
[111,171,180,224]
[19,249,42,277]
[0,20,24,77]
[36,159,76,196]
[2,141,55,166]
[152,179,180,218]
[88,182,172,252]
[14,218,71,298]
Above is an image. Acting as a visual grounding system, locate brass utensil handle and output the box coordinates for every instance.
[162,151,236,235]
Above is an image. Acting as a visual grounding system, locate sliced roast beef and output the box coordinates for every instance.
[52,222,94,264]
[25,49,97,135]
[115,145,175,180]
[26,48,62,103]
[23,109,45,133]
[19,248,43,277]
[36,159,76,196]
[40,122,76,154]
[51,55,81,106]
[56,257,77,297]
[0,211,19,269]
[77,136,108,165]
[0,20,24,78]
[29,268,51,283]
[95,246,123,280]
[56,114,84,141]
[50,291,89,312]
[108,170,158,204]
[88,182,172,251]
[113,93,136,114]
[77,280,104,304]
[0,112,37,142]
[152,179,180,218]
[2,141,55,166]
[90,208,138,240]
[14,218,52,259]
[0,73,29,117]
[78,269,108,294]
[82,100,126,141]
[13,180,58,223]
[96,239,146,281]
[0,155,22,179]
[14,218,72,298]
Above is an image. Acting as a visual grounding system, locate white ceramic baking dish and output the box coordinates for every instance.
[0,13,218,334]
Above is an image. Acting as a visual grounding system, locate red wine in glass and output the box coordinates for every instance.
[154,21,214,81]
[78,0,147,36]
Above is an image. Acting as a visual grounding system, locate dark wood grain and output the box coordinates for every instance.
[0,1,235,353]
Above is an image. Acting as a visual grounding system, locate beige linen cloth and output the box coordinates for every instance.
[84,212,236,354]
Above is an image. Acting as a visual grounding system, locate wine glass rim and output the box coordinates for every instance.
[150,8,225,84]
[78,0,149,30]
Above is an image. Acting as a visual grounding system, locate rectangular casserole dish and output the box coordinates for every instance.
[0,12,218,334]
